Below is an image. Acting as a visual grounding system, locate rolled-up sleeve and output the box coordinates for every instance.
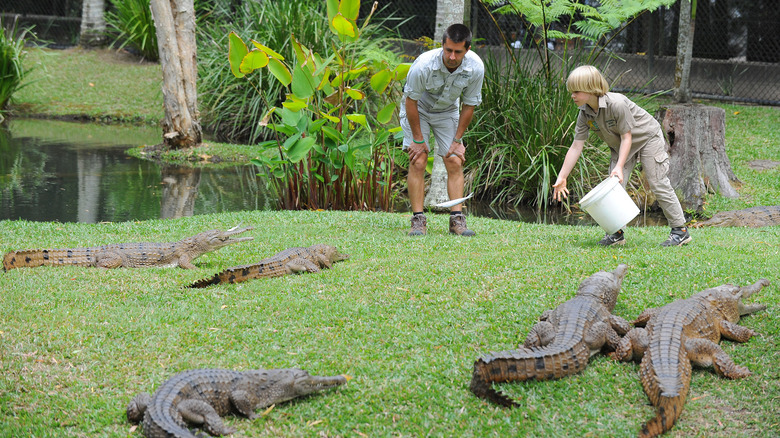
[461,72,483,107]
[403,61,425,101]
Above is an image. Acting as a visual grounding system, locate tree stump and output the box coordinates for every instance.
[655,104,739,212]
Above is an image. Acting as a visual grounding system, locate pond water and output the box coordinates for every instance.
[1,119,667,227]
[1,119,273,223]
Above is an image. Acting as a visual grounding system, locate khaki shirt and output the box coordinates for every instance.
[574,92,663,157]
[401,48,484,115]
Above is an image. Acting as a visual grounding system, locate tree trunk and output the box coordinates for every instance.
[426,0,466,209]
[656,104,739,212]
[79,0,107,48]
[673,0,694,103]
[160,166,201,218]
[150,0,202,149]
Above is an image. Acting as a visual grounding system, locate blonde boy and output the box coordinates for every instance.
[552,65,691,247]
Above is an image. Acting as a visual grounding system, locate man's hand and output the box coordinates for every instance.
[408,141,429,165]
[552,176,569,202]
[445,141,466,165]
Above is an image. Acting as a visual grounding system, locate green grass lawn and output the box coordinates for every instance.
[1,211,778,437]
[14,48,163,124]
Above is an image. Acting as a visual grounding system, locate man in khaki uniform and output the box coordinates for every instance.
[400,23,484,237]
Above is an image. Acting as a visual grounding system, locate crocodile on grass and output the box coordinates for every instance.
[691,205,780,228]
[613,279,769,438]
[2,226,253,271]
[186,244,348,288]
[470,264,631,406]
[126,368,348,438]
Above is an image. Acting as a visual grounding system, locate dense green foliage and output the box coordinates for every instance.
[222,0,409,212]
[105,0,159,61]
[0,17,31,115]
[197,0,405,145]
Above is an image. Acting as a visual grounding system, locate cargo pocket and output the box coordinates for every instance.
[653,150,670,182]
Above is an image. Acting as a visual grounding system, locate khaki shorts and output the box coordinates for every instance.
[400,106,459,157]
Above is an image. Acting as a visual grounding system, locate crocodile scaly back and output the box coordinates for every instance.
[614,279,769,437]
[186,244,348,288]
[2,226,253,270]
[126,368,348,438]
[470,264,630,407]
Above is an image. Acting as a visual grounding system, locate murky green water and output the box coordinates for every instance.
[1,119,273,223]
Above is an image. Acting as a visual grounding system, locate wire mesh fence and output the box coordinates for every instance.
[3,0,779,104]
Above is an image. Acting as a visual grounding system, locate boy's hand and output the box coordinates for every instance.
[552,177,569,202]
[610,167,624,183]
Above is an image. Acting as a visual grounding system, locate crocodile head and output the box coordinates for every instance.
[576,263,628,311]
[311,244,350,263]
[699,279,769,322]
[288,369,350,398]
[193,225,254,251]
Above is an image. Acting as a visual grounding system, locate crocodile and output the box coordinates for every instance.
[470,264,631,407]
[2,226,253,271]
[126,367,348,438]
[613,279,769,438]
[691,205,780,228]
[186,244,348,288]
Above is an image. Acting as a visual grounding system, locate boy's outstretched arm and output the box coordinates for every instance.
[553,139,585,201]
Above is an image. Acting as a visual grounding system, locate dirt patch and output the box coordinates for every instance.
[747,159,780,171]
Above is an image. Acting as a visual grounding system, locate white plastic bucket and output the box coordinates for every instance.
[579,176,640,234]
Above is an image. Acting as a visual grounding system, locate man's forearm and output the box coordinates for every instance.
[405,97,423,141]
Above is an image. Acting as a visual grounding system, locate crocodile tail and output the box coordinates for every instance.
[470,340,589,407]
[3,249,97,270]
[470,358,519,407]
[638,393,687,438]
[186,273,222,288]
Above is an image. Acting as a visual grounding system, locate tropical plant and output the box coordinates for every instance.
[465,0,675,210]
[198,0,404,145]
[227,0,409,212]
[0,17,32,117]
[105,0,159,61]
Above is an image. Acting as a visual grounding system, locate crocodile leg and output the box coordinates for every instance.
[612,327,648,362]
[96,252,124,269]
[522,321,555,348]
[684,338,752,379]
[718,320,757,342]
[178,399,237,436]
[286,258,321,274]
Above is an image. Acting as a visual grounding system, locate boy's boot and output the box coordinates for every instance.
[409,213,427,236]
[449,212,475,236]
[661,226,692,247]
[598,229,625,246]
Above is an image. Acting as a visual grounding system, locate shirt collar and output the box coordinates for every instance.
[579,94,607,116]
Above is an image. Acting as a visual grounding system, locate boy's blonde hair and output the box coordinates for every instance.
[566,65,609,96]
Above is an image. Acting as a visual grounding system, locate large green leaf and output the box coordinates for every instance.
[339,0,359,22]
[287,136,317,163]
[239,50,269,74]
[250,40,285,60]
[377,102,396,124]
[291,64,316,99]
[394,63,412,81]
[346,114,368,129]
[332,14,356,38]
[370,69,393,94]
[267,58,292,86]
[228,32,248,78]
